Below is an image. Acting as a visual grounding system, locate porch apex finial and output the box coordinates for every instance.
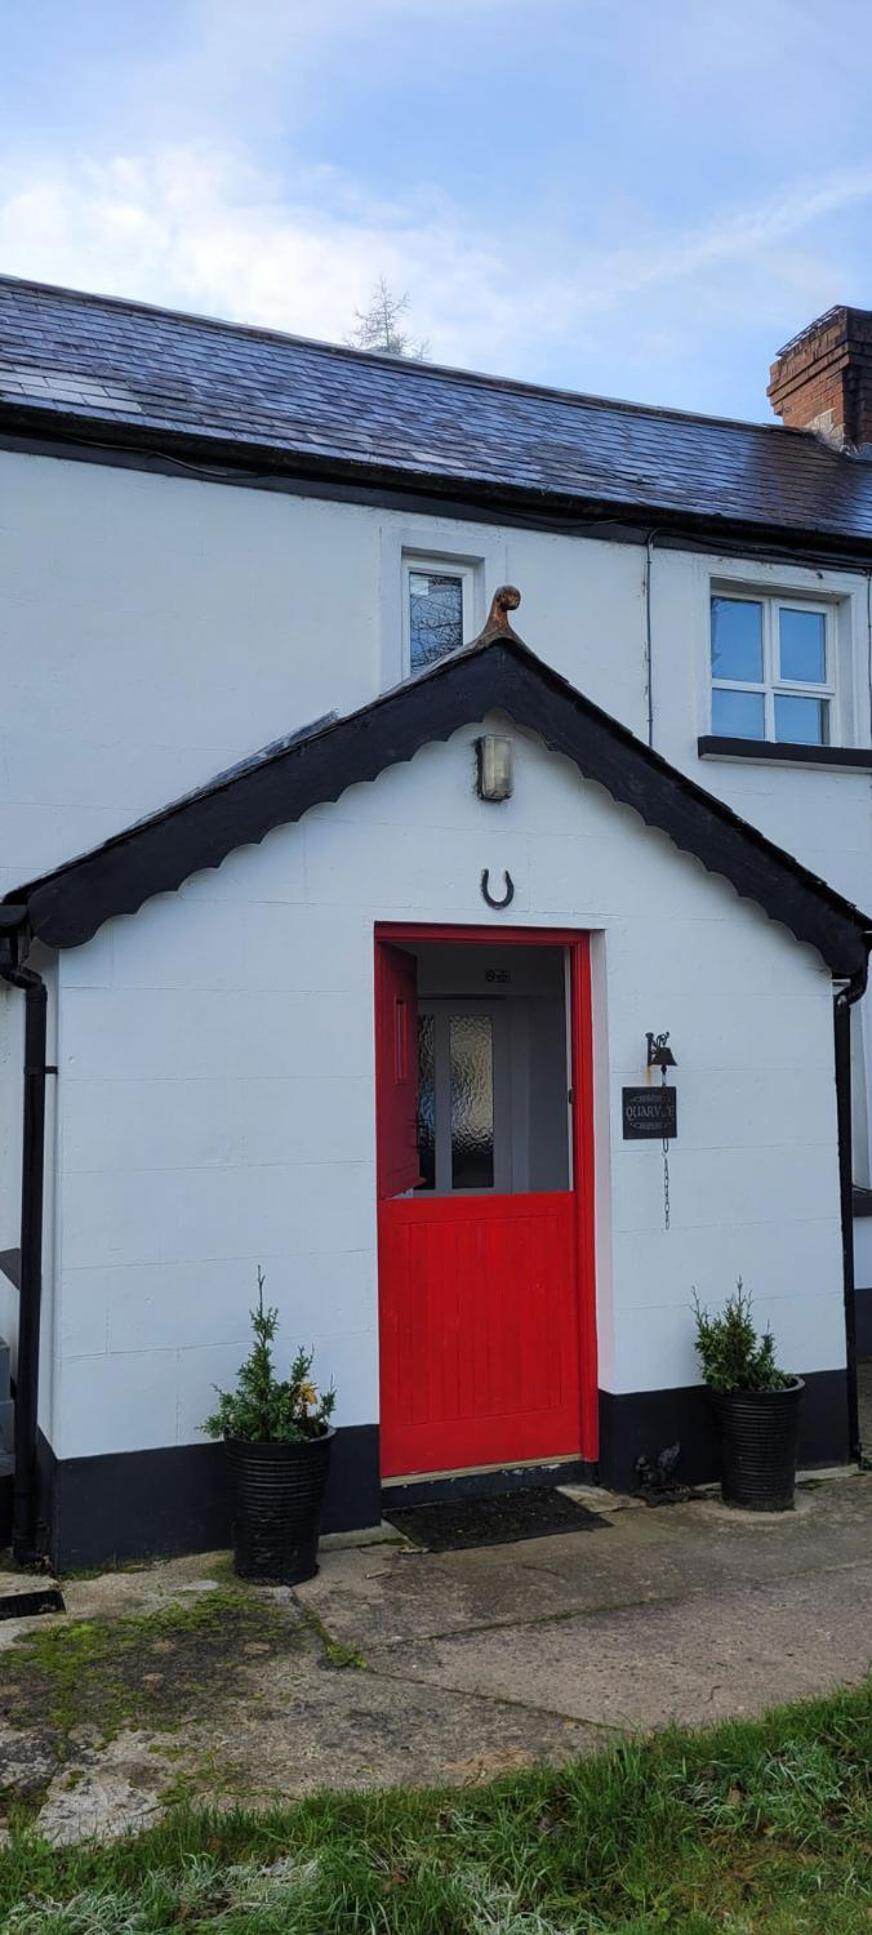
[475,584,524,646]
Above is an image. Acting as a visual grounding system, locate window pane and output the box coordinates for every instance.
[774,694,829,745]
[779,608,827,684]
[416,1014,435,1191]
[711,598,764,682]
[409,572,464,669]
[450,1015,494,1190]
[711,687,766,739]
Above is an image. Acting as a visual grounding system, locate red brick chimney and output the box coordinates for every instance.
[768,306,872,449]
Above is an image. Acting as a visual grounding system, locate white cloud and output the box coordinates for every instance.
[0,140,869,404]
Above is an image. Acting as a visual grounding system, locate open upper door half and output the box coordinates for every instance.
[376,942,421,1199]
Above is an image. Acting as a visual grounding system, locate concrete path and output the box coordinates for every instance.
[1,1472,871,1845]
[301,1474,872,1737]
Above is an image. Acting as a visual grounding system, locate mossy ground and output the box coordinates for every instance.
[0,1580,305,1817]
[1,1583,299,1743]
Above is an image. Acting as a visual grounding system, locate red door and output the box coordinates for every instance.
[375,928,597,1479]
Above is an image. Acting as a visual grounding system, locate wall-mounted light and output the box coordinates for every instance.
[475,735,513,802]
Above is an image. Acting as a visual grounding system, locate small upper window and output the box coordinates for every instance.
[404,557,473,671]
[710,594,834,746]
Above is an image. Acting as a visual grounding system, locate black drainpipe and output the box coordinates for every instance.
[834,959,871,1466]
[0,932,48,1563]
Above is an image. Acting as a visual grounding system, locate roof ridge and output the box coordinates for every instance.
[0,269,804,443]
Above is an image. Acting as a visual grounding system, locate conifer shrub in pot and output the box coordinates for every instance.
[693,1281,803,1512]
[203,1271,335,1583]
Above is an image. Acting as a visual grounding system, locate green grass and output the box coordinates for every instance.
[1,1680,871,1931]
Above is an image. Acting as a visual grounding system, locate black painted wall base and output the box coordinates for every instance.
[38,1425,381,1574]
[31,1368,853,1572]
[855,1287,872,1358]
[598,1368,852,1493]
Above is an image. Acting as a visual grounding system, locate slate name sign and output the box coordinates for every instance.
[622,1086,677,1140]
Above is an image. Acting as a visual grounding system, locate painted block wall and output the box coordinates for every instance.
[47,717,844,1462]
[3,446,871,1191]
[5,451,870,912]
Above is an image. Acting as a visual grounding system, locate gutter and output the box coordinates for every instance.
[834,953,872,1464]
[0,916,49,1563]
[4,417,872,576]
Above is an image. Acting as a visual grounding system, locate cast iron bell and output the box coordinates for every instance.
[646,1031,677,1070]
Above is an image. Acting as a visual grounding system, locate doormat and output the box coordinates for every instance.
[385,1486,610,1552]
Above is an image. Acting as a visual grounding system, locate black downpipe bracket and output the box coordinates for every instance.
[0,953,48,1562]
[835,969,869,1465]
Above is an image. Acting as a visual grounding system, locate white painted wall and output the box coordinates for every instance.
[0,452,382,894]
[3,451,869,919]
[2,445,870,1392]
[46,719,844,1461]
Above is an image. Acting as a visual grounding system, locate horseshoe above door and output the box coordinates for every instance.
[481,868,515,910]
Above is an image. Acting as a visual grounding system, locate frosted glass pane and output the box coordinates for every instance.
[409,572,463,668]
[450,1015,494,1190]
[774,694,829,745]
[416,1013,435,1191]
[779,609,826,683]
[711,687,765,739]
[711,598,763,681]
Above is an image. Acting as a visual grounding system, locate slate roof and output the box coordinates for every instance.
[2,275,872,549]
[4,631,870,979]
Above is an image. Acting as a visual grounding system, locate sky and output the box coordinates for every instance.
[2,0,872,421]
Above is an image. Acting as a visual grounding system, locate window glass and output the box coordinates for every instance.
[711,688,766,739]
[711,598,764,682]
[774,694,829,745]
[450,1014,494,1190]
[779,608,827,684]
[409,572,464,669]
[416,1014,436,1191]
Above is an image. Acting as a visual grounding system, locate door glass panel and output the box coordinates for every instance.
[450,1014,494,1189]
[416,1013,436,1191]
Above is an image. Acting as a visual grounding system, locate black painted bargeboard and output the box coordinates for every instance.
[6,635,870,977]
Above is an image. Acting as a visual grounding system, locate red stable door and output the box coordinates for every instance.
[375,927,597,1480]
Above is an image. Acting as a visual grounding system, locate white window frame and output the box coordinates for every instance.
[380,522,505,690]
[710,590,837,745]
[402,553,476,674]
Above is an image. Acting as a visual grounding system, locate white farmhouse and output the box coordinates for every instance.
[1,281,871,1568]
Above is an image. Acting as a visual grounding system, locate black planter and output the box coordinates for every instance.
[710,1380,804,1512]
[224,1429,334,1584]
